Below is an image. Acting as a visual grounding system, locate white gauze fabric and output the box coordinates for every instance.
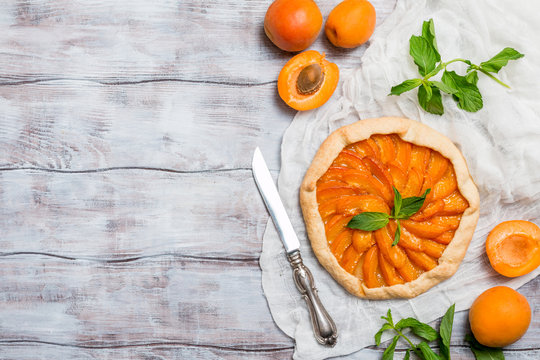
[260,0,540,358]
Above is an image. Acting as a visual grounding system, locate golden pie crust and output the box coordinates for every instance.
[300,117,480,299]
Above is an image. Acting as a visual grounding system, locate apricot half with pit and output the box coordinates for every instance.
[278,50,339,111]
[264,0,323,52]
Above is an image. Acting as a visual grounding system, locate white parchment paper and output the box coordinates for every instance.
[260,0,540,358]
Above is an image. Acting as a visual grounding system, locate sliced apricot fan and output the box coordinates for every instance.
[316,133,469,289]
[486,220,540,277]
[277,50,339,111]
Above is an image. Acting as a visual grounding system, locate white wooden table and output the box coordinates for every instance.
[0,1,538,358]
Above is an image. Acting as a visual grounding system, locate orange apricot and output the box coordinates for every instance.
[469,286,531,347]
[325,0,376,48]
[278,50,339,111]
[486,220,540,277]
[264,0,322,52]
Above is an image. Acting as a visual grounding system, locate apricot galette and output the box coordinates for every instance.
[300,117,480,299]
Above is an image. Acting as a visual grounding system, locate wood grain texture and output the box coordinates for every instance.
[0,81,293,171]
[0,169,269,259]
[0,0,396,84]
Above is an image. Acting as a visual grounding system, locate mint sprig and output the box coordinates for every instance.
[389,19,524,115]
[375,305,454,360]
[347,187,430,246]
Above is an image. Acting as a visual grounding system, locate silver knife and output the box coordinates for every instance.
[252,147,338,347]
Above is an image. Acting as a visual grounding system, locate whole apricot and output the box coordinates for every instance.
[469,286,531,348]
[325,0,376,48]
[264,0,323,52]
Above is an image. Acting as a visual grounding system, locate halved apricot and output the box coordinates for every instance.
[278,50,339,111]
[486,220,540,277]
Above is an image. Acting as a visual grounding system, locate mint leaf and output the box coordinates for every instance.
[466,71,479,85]
[347,212,389,231]
[465,334,505,360]
[418,84,444,115]
[442,70,483,112]
[439,304,455,360]
[432,80,457,95]
[395,318,438,341]
[422,18,440,61]
[392,220,401,246]
[417,342,441,360]
[399,189,431,217]
[382,335,400,360]
[392,187,402,216]
[410,35,438,76]
[384,309,394,326]
[375,323,393,346]
[390,79,423,95]
[404,349,411,360]
[480,47,524,73]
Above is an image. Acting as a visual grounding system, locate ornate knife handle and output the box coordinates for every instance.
[288,251,338,347]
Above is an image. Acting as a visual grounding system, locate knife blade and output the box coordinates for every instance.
[252,147,338,347]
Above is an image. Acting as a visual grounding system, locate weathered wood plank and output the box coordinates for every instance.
[0,169,270,259]
[0,81,293,171]
[0,256,292,349]
[0,342,295,360]
[0,0,396,84]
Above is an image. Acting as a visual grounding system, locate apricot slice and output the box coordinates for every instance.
[362,157,393,192]
[409,146,431,174]
[392,135,412,171]
[334,194,390,215]
[363,246,383,288]
[372,134,396,164]
[379,250,405,286]
[325,0,376,49]
[341,245,361,273]
[317,187,357,203]
[441,191,469,215]
[331,229,353,262]
[352,230,375,254]
[278,50,339,111]
[486,220,540,277]
[264,0,322,52]
[333,150,368,169]
[405,248,438,271]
